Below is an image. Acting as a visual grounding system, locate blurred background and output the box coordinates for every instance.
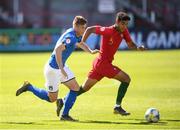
[0,0,180,51]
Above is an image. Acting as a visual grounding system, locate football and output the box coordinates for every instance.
[145,108,160,123]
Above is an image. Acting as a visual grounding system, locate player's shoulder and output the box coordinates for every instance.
[64,28,76,37]
[97,25,113,29]
[56,28,76,45]
[63,28,76,40]
[97,25,114,33]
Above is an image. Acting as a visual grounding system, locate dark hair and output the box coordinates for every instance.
[116,11,130,22]
[73,16,87,25]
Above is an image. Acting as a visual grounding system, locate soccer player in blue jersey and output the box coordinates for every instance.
[16,16,99,121]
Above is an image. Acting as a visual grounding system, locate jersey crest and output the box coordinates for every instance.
[66,38,71,44]
[100,27,105,31]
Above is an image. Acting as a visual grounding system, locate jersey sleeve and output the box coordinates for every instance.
[62,35,76,47]
[95,26,111,36]
[123,28,132,43]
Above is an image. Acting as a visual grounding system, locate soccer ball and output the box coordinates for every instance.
[145,108,160,123]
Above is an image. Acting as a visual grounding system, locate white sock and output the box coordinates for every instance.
[115,104,121,108]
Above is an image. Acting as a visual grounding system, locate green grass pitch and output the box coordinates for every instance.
[0,50,180,130]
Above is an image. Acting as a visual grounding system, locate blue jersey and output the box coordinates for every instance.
[49,28,82,69]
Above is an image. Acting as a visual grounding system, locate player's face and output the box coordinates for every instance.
[118,20,128,31]
[77,24,87,36]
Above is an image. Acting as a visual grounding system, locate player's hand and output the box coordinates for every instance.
[137,45,147,51]
[60,69,68,79]
[91,49,100,54]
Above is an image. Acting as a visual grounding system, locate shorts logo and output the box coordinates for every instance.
[66,38,71,44]
[48,86,53,91]
[100,27,105,31]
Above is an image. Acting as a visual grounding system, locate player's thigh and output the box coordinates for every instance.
[60,66,74,82]
[100,63,120,79]
[44,63,60,92]
[113,70,131,83]
[63,78,80,91]
[82,77,98,91]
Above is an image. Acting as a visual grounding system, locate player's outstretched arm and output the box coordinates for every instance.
[127,41,146,51]
[81,26,96,42]
[76,42,99,54]
[76,26,99,54]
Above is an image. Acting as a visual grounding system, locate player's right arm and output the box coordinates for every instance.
[82,26,109,42]
[81,26,96,42]
[54,44,68,78]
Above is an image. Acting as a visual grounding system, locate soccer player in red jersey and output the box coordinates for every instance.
[57,11,145,116]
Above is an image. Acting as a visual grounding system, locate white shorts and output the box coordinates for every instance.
[44,63,75,92]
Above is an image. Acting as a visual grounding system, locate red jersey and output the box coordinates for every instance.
[95,26,132,62]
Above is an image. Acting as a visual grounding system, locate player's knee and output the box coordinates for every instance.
[70,85,79,91]
[49,97,57,103]
[48,94,58,103]
[125,75,131,83]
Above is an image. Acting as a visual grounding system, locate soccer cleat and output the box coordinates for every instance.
[60,115,78,122]
[56,98,64,117]
[113,106,130,116]
[16,81,31,96]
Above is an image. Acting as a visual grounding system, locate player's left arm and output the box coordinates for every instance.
[124,28,146,51]
[76,42,99,54]
[127,41,146,51]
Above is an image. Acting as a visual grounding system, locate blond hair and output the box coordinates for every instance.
[73,16,87,27]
